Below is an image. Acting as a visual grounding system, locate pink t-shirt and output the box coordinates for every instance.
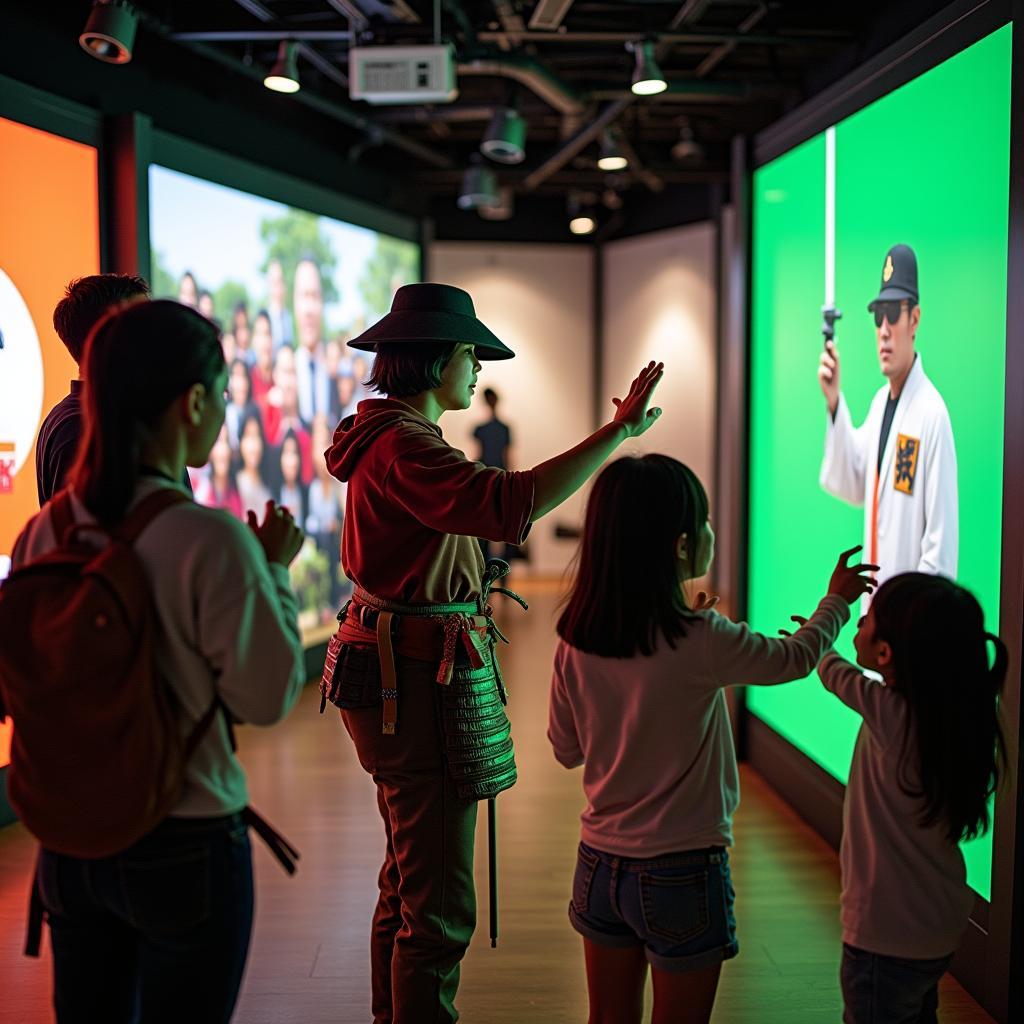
[548,595,849,857]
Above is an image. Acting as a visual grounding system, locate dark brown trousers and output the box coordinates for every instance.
[342,656,478,1024]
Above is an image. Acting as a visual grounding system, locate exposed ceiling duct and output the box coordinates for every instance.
[528,0,576,32]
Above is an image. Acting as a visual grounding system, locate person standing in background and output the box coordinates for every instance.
[37,274,151,506]
[293,257,332,424]
[250,310,276,413]
[473,387,515,562]
[266,258,293,353]
[177,271,199,309]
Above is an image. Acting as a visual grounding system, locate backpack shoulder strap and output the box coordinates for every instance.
[116,488,192,545]
[48,489,76,547]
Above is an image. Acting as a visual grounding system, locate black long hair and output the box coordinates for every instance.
[70,300,224,524]
[557,455,709,657]
[871,573,1007,843]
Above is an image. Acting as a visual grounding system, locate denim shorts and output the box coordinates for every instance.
[568,841,738,973]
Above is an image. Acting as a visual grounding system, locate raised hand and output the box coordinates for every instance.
[691,590,720,612]
[778,614,809,638]
[612,361,665,438]
[247,500,305,567]
[827,545,878,605]
[818,340,840,417]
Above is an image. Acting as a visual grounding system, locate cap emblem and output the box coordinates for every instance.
[883,255,894,283]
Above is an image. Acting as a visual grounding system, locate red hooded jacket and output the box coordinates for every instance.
[327,399,534,604]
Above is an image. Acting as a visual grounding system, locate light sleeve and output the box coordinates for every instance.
[548,645,584,769]
[818,651,901,746]
[705,595,850,688]
[193,517,307,727]
[917,404,958,578]
[820,393,870,507]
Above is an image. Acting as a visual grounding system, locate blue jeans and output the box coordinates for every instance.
[36,814,254,1024]
[841,943,953,1024]
[569,841,739,973]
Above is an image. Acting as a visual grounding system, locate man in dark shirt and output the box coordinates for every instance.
[36,274,150,506]
[472,387,512,470]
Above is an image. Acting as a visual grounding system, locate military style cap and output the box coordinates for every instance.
[347,283,515,360]
[867,244,918,311]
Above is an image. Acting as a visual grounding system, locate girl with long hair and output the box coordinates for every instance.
[194,423,243,518]
[548,454,876,1024]
[814,572,1006,1024]
[235,408,273,515]
[11,299,306,1022]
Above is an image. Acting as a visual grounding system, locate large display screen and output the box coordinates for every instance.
[0,116,101,769]
[149,166,420,640]
[748,25,1011,899]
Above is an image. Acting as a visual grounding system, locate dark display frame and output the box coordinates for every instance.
[725,0,1023,1017]
[0,75,106,828]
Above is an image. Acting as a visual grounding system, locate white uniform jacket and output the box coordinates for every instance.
[820,355,958,590]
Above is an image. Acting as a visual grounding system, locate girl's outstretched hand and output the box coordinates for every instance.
[778,614,809,638]
[692,591,720,611]
[612,361,665,437]
[828,545,878,604]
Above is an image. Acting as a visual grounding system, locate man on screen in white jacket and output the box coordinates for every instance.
[818,244,958,598]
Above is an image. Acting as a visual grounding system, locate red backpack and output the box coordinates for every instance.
[0,488,210,857]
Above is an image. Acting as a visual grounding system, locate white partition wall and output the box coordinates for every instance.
[601,222,718,506]
[428,242,595,577]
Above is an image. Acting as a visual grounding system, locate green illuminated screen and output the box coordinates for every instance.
[748,26,1010,900]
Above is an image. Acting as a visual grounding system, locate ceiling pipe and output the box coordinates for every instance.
[522,98,634,191]
[458,55,585,117]
[614,131,664,193]
[695,3,769,77]
[187,0,449,166]
[159,30,453,167]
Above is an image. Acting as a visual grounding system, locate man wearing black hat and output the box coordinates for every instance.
[818,244,958,596]
[319,282,664,1024]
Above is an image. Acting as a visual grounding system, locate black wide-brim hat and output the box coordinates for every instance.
[867,243,919,310]
[347,282,515,360]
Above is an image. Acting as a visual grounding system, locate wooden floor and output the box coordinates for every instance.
[0,585,994,1023]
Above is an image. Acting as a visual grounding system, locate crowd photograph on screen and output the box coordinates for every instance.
[149,166,420,634]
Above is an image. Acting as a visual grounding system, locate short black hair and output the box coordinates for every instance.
[53,273,150,364]
[366,342,458,398]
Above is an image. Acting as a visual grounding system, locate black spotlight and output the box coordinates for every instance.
[80,0,138,64]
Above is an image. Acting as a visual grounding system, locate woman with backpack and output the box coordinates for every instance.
[1,300,307,1023]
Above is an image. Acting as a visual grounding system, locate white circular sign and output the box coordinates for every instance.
[0,268,44,477]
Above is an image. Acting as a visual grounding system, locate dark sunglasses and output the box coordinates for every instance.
[872,300,907,328]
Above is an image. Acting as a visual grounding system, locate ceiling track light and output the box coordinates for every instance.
[671,118,704,162]
[629,40,667,97]
[478,187,515,221]
[481,108,527,165]
[458,162,500,211]
[79,0,137,64]
[264,41,301,94]
[597,132,628,172]
[568,193,597,236]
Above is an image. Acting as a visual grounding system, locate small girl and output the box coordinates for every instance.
[276,429,308,525]
[194,424,243,518]
[816,572,1006,1024]
[548,454,876,1024]
[235,409,273,515]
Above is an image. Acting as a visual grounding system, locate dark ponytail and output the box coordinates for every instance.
[70,300,223,524]
[872,573,1007,843]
